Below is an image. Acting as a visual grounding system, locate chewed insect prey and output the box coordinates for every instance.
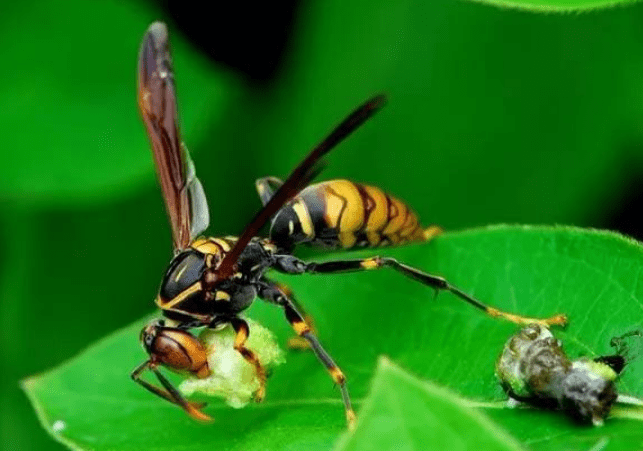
[496,324,625,425]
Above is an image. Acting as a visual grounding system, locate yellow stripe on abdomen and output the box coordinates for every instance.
[322,180,364,233]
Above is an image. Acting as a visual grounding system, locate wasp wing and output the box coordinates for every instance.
[185,146,210,240]
[216,95,387,279]
[138,22,209,251]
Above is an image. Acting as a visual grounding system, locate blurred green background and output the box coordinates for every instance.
[3,0,643,449]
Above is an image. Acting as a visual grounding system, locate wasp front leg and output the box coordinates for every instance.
[131,360,211,421]
[273,254,568,327]
[258,280,356,428]
[228,317,267,402]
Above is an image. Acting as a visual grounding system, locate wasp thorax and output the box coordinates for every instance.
[159,249,207,300]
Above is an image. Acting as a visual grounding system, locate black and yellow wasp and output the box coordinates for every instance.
[132,22,567,426]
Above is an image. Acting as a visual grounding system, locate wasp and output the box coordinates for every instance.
[131,21,568,427]
[496,324,630,425]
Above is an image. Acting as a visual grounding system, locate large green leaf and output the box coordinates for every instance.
[23,226,643,450]
[470,0,642,11]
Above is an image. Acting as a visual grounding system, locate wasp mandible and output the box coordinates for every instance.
[131,21,567,427]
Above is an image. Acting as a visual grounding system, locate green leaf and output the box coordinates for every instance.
[334,357,524,451]
[0,0,234,203]
[466,0,641,12]
[23,226,643,450]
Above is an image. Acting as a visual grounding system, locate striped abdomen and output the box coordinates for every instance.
[267,179,439,250]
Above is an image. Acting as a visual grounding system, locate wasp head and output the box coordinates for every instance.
[139,320,210,377]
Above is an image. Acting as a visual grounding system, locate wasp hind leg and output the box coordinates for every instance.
[229,317,268,402]
[274,254,567,327]
[258,280,356,429]
[131,360,211,421]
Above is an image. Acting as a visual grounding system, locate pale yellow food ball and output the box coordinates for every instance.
[179,318,285,408]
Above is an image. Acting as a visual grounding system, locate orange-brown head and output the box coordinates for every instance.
[141,322,211,379]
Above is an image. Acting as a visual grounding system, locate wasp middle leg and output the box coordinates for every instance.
[258,280,356,429]
[273,254,567,327]
[229,317,267,402]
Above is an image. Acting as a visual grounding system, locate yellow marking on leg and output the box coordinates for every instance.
[360,257,381,270]
[346,409,357,431]
[275,283,293,297]
[234,328,249,348]
[292,320,311,336]
[292,200,315,238]
[288,313,314,350]
[329,366,346,385]
[287,336,311,350]
[487,307,568,327]
[233,333,266,402]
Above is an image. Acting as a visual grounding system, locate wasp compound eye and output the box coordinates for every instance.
[140,324,158,352]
